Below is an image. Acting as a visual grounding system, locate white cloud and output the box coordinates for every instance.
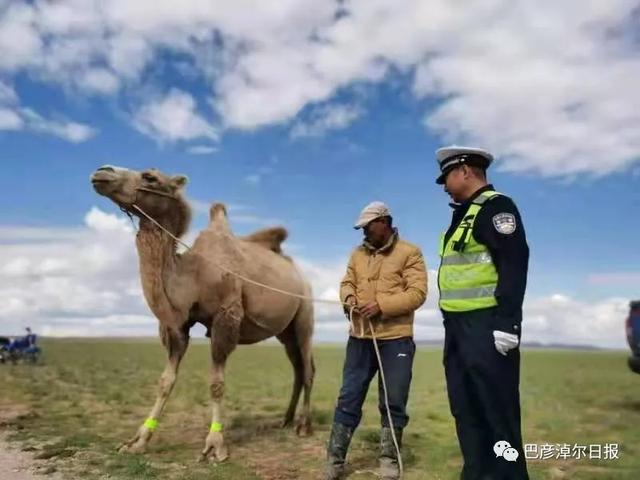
[0,1,638,176]
[0,208,145,336]
[0,79,96,141]
[84,206,134,233]
[40,315,156,338]
[0,225,81,243]
[187,144,218,155]
[0,107,96,142]
[34,0,103,35]
[0,2,42,71]
[106,33,152,80]
[244,174,261,185]
[133,88,218,143]
[297,258,348,320]
[587,272,640,286]
[0,80,18,103]
[2,258,31,278]
[20,108,97,142]
[0,108,23,130]
[80,68,121,94]
[415,8,640,177]
[291,103,363,138]
[242,165,274,187]
[522,295,629,349]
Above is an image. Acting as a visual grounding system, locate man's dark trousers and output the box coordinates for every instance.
[444,308,529,480]
[334,336,415,429]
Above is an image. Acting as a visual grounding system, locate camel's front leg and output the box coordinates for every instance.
[199,286,241,463]
[119,326,188,453]
[199,360,230,462]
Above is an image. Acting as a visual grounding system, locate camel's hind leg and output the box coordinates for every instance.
[278,300,315,436]
[278,323,304,429]
[119,324,189,453]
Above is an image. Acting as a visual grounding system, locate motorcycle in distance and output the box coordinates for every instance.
[0,329,41,365]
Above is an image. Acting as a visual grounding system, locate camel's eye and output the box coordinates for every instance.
[142,172,158,183]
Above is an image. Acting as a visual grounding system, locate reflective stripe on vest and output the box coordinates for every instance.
[440,285,497,301]
[440,251,493,266]
[438,190,501,312]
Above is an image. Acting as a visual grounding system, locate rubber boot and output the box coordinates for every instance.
[379,426,403,480]
[325,422,354,480]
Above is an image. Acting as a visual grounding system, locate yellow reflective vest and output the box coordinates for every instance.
[438,190,501,312]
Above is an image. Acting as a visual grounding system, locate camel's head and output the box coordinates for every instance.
[90,165,189,219]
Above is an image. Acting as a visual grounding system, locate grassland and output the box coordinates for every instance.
[0,339,639,479]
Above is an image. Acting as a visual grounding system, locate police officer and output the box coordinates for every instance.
[435,146,529,479]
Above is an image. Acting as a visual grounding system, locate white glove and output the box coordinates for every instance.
[493,331,519,356]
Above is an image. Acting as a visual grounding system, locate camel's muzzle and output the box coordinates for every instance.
[91,165,126,191]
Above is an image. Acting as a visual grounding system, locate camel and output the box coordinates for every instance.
[90,165,315,461]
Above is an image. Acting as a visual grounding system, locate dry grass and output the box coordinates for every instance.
[0,340,639,479]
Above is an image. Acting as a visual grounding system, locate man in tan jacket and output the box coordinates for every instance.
[325,201,428,480]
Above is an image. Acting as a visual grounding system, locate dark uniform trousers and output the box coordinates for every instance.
[444,308,529,480]
[334,336,415,429]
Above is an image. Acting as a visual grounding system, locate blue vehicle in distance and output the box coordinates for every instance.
[627,301,640,374]
[0,328,40,364]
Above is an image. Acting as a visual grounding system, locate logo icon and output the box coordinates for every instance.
[494,440,519,462]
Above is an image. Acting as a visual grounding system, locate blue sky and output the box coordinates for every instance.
[0,1,639,347]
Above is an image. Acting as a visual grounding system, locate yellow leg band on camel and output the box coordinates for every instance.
[144,418,158,431]
[210,422,223,433]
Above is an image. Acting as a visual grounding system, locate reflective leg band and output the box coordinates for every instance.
[144,418,158,431]
[210,422,223,433]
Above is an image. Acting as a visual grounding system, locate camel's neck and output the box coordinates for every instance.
[136,221,180,321]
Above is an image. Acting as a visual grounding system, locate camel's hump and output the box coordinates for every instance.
[242,227,288,255]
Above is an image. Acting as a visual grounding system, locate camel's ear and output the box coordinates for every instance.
[171,175,188,190]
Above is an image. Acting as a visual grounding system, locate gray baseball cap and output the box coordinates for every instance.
[353,201,391,229]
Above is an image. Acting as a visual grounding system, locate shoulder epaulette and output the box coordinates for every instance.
[472,191,502,206]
